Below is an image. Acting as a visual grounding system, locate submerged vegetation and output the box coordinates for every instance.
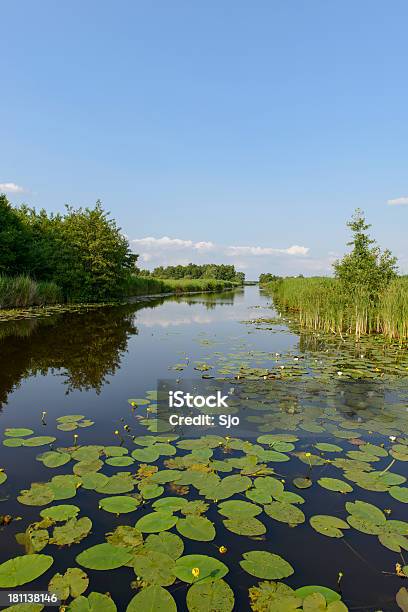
[264,210,408,340]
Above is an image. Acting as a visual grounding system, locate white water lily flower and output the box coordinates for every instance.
[337,371,343,376]
[389,436,397,442]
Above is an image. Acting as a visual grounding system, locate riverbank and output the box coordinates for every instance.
[0,275,240,321]
[263,276,408,341]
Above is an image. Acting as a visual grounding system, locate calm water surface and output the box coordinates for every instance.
[0,287,406,611]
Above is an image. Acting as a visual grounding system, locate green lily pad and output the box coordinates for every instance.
[4,428,34,437]
[135,512,179,533]
[315,443,343,453]
[40,505,80,522]
[174,554,229,584]
[57,423,78,432]
[104,446,129,457]
[76,543,133,570]
[23,437,56,447]
[73,459,103,476]
[310,515,350,538]
[218,499,262,519]
[248,580,301,610]
[57,415,85,423]
[99,496,140,514]
[126,585,176,612]
[0,471,7,485]
[152,497,188,512]
[0,554,53,587]
[245,488,272,504]
[346,500,386,524]
[17,483,55,506]
[37,451,71,468]
[317,478,353,493]
[105,456,135,467]
[128,398,150,406]
[176,516,216,541]
[131,447,160,463]
[293,477,313,489]
[264,502,305,526]
[3,438,25,447]
[67,592,117,611]
[139,483,164,500]
[223,517,266,536]
[389,486,408,503]
[186,579,235,612]
[48,567,88,600]
[144,532,184,559]
[106,525,143,550]
[49,474,79,500]
[240,551,294,579]
[51,517,92,546]
[295,585,341,602]
[94,473,134,495]
[133,551,175,586]
[378,532,408,553]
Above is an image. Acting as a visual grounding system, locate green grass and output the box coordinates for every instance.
[265,276,408,341]
[0,275,62,309]
[124,276,239,296]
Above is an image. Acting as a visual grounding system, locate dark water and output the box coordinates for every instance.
[0,286,406,611]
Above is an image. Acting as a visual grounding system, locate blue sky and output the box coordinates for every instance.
[1,1,407,278]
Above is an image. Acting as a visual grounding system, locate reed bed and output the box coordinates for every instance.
[265,277,408,341]
[124,276,238,296]
[0,275,62,309]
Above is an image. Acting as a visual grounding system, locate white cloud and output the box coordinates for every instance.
[226,244,309,256]
[0,182,25,193]
[387,196,408,206]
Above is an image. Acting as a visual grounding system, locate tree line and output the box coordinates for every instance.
[140,263,245,283]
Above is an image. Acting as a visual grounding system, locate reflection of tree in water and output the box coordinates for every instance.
[165,289,242,310]
[0,298,167,405]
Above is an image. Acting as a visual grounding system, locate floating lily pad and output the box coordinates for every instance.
[218,500,262,519]
[49,475,79,500]
[51,517,92,546]
[152,497,188,512]
[37,451,71,468]
[135,512,179,533]
[0,471,7,485]
[40,505,80,522]
[144,532,184,559]
[294,585,341,602]
[18,483,55,506]
[176,516,216,541]
[4,428,34,438]
[3,438,25,447]
[264,502,305,526]
[389,486,408,503]
[106,525,143,550]
[48,567,88,600]
[99,496,140,514]
[315,443,343,453]
[139,483,164,499]
[76,543,133,570]
[132,447,160,463]
[94,473,134,495]
[223,517,266,536]
[186,579,235,612]
[293,477,313,489]
[174,555,229,584]
[317,478,353,493]
[57,415,85,423]
[105,456,135,467]
[126,585,176,611]
[0,554,53,587]
[67,592,117,611]
[310,515,350,538]
[23,437,56,447]
[240,551,294,579]
[133,551,176,586]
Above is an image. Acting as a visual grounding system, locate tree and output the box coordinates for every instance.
[0,194,30,275]
[333,209,398,297]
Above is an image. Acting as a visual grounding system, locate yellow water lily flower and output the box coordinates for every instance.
[191,567,200,578]
[219,546,227,554]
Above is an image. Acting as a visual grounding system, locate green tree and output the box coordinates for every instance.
[0,194,30,274]
[333,209,398,297]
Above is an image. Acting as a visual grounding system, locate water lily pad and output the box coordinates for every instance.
[254,476,284,497]
[76,543,133,570]
[94,473,134,495]
[223,517,266,536]
[0,554,53,587]
[17,483,55,506]
[0,471,7,485]
[49,474,79,500]
[186,579,234,612]
[317,478,353,493]
[57,415,85,423]
[264,502,305,526]
[67,592,117,611]
[104,446,129,457]
[152,497,188,512]
[57,423,78,432]
[40,505,80,521]
[378,532,408,553]
[293,477,313,489]
[249,580,301,610]
[106,525,143,550]
[246,488,272,504]
[176,516,215,541]
[389,486,408,503]
[139,483,164,499]
[105,456,134,467]
[144,532,184,559]
[240,551,294,579]
[128,398,150,406]
[73,459,103,476]
[48,567,88,600]
[126,585,176,611]
[133,551,175,586]
[131,447,160,463]
[81,472,108,490]
[218,500,262,519]
[99,496,140,514]
[174,554,229,584]
[37,451,71,468]
[4,428,34,438]
[135,512,179,533]
[315,443,343,453]
[3,438,25,447]
[51,517,92,546]
[310,515,350,538]
[346,500,386,524]
[295,585,341,602]
[23,436,56,447]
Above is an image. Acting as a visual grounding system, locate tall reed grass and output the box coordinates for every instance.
[0,275,62,309]
[265,276,408,341]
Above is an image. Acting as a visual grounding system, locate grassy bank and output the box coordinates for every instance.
[0,275,239,310]
[123,275,239,296]
[264,276,408,341]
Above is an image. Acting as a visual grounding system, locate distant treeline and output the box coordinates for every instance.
[139,263,245,283]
